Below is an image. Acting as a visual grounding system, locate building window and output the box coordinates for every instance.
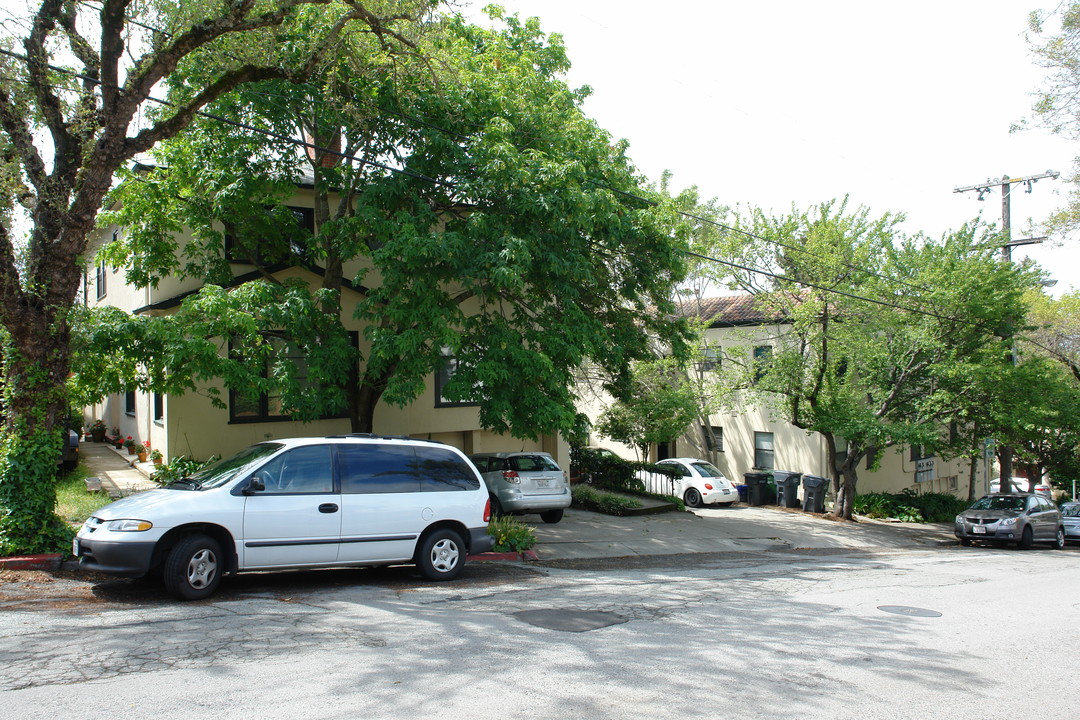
[753,345,772,383]
[754,431,774,470]
[698,345,721,372]
[702,425,723,452]
[125,390,135,416]
[435,348,479,408]
[95,259,107,299]
[225,205,315,264]
[911,445,936,483]
[153,393,164,423]
[229,333,356,423]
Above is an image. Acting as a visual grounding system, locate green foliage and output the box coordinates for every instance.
[486,515,536,553]
[54,465,111,526]
[571,484,644,516]
[151,455,219,486]
[595,357,700,459]
[854,490,969,523]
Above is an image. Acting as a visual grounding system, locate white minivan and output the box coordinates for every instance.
[74,435,493,600]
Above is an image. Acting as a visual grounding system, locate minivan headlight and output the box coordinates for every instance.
[106,519,153,532]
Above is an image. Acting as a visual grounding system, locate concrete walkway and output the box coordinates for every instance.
[80,441,158,498]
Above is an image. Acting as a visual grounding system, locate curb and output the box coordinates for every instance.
[0,553,63,571]
[469,549,539,562]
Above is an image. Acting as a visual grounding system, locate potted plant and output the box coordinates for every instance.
[89,420,107,443]
[124,437,136,455]
[150,448,163,465]
[136,440,149,463]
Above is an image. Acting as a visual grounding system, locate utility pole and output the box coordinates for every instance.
[954,170,1059,493]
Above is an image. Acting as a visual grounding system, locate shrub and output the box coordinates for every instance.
[572,484,644,516]
[486,516,536,553]
[854,490,969,523]
[151,455,219,485]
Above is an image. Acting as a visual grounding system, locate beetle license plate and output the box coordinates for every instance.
[972,525,986,534]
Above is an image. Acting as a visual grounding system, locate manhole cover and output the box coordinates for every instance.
[877,605,942,618]
[514,609,628,632]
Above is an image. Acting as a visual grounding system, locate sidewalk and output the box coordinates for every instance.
[80,441,158,497]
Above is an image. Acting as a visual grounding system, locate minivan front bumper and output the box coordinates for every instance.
[74,536,156,577]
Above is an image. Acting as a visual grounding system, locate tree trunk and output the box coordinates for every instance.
[967,452,979,502]
[833,460,860,519]
[0,312,74,553]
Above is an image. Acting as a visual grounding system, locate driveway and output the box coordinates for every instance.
[527,504,957,562]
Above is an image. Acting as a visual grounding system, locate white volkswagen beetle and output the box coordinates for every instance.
[635,458,738,508]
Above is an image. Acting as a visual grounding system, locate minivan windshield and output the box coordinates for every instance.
[181,443,283,490]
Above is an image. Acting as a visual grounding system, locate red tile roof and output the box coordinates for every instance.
[677,295,788,327]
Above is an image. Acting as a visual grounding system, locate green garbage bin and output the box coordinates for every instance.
[802,475,827,513]
[773,471,802,508]
[744,472,771,506]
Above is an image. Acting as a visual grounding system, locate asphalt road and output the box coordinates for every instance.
[1,540,1077,719]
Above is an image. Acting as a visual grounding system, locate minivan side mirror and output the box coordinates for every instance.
[242,476,265,495]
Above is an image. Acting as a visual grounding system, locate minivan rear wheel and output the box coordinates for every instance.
[416,529,465,581]
[163,533,223,600]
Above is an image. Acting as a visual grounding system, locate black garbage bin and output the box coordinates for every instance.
[772,471,803,509]
[744,472,771,506]
[802,474,827,513]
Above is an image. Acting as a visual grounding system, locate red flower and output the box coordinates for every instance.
[143,440,151,448]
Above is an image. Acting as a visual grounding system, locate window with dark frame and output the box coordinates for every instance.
[752,345,772,383]
[95,259,107,299]
[229,332,357,423]
[153,393,164,423]
[754,431,774,470]
[698,345,721,372]
[702,425,723,452]
[225,206,315,264]
[124,390,135,416]
[435,348,479,408]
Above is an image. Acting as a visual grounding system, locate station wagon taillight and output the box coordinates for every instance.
[502,470,520,483]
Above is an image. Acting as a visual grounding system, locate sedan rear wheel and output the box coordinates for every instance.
[1053,526,1065,550]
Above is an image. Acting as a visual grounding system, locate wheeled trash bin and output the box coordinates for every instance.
[772,471,802,509]
[801,475,827,513]
[744,472,771,506]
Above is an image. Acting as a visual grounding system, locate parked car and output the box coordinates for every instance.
[954,493,1065,549]
[58,428,79,471]
[469,451,571,523]
[635,458,738,508]
[73,435,493,600]
[1061,502,1080,543]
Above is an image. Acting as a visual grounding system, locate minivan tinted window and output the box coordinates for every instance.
[256,445,334,494]
[417,447,481,491]
[338,444,420,494]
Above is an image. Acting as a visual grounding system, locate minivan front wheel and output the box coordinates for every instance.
[417,529,465,581]
[163,534,223,600]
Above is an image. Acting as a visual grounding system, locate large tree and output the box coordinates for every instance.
[696,200,1037,518]
[73,11,691,448]
[0,0,431,554]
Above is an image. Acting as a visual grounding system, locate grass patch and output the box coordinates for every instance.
[572,484,645,516]
[54,464,113,525]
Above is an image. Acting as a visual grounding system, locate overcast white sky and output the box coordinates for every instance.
[467,1,1080,296]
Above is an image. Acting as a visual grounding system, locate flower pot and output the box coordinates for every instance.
[91,430,105,443]
[127,447,135,455]
[153,457,163,465]
[136,452,147,463]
